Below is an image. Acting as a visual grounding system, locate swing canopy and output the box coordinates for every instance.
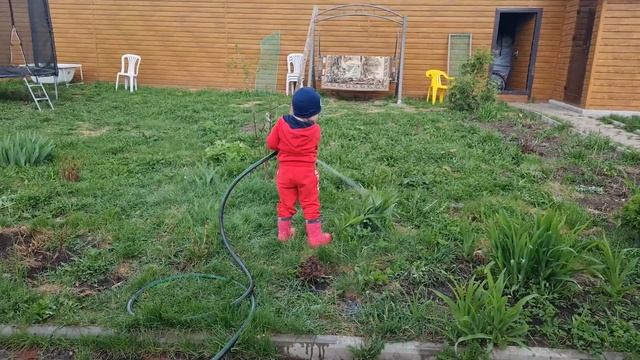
[0,0,57,79]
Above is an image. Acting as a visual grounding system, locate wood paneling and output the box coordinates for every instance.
[47,1,574,101]
[584,0,640,110]
[0,1,11,65]
[553,0,579,101]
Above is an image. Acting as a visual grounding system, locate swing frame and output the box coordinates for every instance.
[300,4,408,104]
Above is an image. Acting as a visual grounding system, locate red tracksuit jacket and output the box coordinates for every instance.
[266,115,322,220]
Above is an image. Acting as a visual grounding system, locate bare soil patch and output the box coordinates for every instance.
[297,255,330,291]
[480,120,561,158]
[0,226,71,279]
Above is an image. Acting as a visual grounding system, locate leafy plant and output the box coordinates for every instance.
[447,49,498,114]
[434,269,536,352]
[341,191,397,232]
[204,140,250,163]
[570,310,605,353]
[354,264,393,290]
[487,210,590,294]
[0,133,54,167]
[619,192,640,236]
[458,224,478,262]
[591,238,638,301]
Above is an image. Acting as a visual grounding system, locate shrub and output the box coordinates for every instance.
[447,49,498,114]
[620,193,640,235]
[592,238,638,301]
[487,210,590,295]
[0,133,54,167]
[434,269,536,352]
[204,140,250,163]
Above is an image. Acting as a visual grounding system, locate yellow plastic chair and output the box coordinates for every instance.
[425,69,454,104]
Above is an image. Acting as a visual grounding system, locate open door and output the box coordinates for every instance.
[564,0,597,105]
[491,9,542,98]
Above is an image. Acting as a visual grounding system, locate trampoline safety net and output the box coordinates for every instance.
[255,32,280,92]
[1,0,57,78]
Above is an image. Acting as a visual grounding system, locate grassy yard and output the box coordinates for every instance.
[1,82,640,359]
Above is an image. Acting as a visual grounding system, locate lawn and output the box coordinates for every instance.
[1,81,640,359]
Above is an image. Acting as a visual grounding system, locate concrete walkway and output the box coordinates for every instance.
[510,102,640,150]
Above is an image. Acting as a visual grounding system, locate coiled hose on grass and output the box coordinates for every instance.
[127,152,278,360]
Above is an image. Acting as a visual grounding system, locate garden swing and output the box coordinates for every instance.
[1,0,57,110]
[299,4,408,104]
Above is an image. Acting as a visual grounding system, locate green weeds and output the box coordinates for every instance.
[487,210,591,295]
[434,269,536,352]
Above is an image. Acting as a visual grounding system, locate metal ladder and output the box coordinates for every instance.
[23,78,54,111]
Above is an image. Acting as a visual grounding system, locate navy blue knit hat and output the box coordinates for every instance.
[292,87,322,118]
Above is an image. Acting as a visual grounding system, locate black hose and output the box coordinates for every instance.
[127,152,278,360]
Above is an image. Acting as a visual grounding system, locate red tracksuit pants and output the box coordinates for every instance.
[276,165,321,220]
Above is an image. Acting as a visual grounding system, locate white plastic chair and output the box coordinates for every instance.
[286,53,304,96]
[115,54,141,92]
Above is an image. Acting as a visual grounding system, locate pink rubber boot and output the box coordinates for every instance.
[278,217,295,242]
[305,220,332,248]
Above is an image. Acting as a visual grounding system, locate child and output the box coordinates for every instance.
[266,87,331,248]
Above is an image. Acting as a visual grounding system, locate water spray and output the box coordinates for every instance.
[316,159,368,196]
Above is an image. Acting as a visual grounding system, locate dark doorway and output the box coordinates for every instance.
[491,9,542,97]
[564,0,597,105]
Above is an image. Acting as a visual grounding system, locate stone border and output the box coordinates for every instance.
[0,325,627,360]
[272,334,626,360]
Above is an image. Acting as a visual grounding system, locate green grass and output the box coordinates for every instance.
[600,114,640,134]
[1,81,640,358]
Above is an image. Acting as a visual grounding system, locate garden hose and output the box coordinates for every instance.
[126,151,278,360]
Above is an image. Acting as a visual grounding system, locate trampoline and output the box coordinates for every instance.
[1,0,57,110]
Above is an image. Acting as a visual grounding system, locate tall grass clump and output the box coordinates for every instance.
[487,210,591,295]
[592,238,638,301]
[0,133,54,167]
[434,269,536,352]
[340,190,397,232]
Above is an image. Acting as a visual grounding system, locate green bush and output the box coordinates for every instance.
[620,193,640,235]
[0,133,54,167]
[434,269,535,352]
[447,49,498,114]
[204,140,250,163]
[487,210,590,294]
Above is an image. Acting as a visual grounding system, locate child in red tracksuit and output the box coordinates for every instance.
[266,87,331,248]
